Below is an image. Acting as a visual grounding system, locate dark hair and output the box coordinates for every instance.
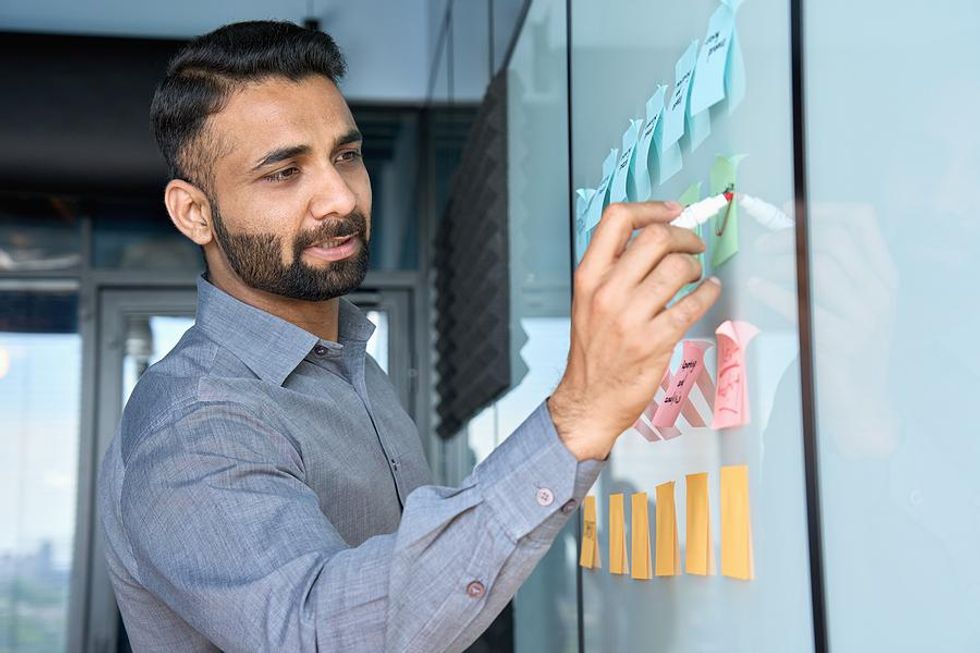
[150,20,347,195]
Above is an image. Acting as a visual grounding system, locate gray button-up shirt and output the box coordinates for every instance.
[99,276,602,652]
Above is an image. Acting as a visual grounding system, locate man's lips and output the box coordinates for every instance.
[303,235,361,262]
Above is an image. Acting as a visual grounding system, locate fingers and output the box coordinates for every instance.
[580,201,683,276]
[634,252,704,317]
[613,222,705,288]
[651,276,722,343]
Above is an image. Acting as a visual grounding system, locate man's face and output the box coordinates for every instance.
[204,74,372,301]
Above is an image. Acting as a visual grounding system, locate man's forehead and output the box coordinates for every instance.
[210,76,356,165]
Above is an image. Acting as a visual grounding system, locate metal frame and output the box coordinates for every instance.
[790,0,829,650]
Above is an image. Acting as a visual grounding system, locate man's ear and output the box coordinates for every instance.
[164,179,214,246]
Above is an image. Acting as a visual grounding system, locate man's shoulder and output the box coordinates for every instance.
[117,325,276,461]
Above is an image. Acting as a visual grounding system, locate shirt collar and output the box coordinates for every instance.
[195,275,376,386]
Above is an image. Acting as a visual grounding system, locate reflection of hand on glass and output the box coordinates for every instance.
[747,201,900,458]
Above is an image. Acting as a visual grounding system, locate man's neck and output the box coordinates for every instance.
[207,268,341,343]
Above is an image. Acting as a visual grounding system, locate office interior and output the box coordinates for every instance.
[1,0,977,652]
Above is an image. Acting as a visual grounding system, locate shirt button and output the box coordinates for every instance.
[536,487,555,507]
[313,345,329,356]
[560,499,577,514]
[465,581,486,599]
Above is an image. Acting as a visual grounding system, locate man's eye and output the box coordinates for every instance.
[264,167,299,182]
[338,150,362,163]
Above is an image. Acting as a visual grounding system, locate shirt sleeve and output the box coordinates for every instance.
[119,399,603,653]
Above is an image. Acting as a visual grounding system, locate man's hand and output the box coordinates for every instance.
[549,201,722,461]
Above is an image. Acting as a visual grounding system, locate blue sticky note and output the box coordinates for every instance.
[654,96,683,185]
[661,40,699,150]
[688,104,712,150]
[726,26,746,114]
[585,149,619,231]
[610,119,643,204]
[632,85,667,198]
[574,188,595,263]
[689,4,736,116]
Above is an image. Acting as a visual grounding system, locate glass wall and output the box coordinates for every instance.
[0,289,81,653]
[804,1,980,649]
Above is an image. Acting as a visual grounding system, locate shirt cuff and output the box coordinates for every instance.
[474,400,605,543]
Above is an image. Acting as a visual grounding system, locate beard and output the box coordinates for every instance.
[209,200,370,302]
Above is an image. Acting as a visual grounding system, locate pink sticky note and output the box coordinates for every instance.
[653,340,713,428]
[711,320,760,430]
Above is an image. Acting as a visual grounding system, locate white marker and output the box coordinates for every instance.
[671,193,730,229]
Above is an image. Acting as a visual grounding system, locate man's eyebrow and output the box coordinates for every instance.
[336,128,363,148]
[250,144,312,172]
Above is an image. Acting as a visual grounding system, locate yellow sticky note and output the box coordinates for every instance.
[655,482,681,576]
[579,495,601,569]
[608,493,629,575]
[685,472,715,575]
[721,465,755,580]
[630,493,652,580]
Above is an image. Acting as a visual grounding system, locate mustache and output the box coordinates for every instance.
[295,211,368,249]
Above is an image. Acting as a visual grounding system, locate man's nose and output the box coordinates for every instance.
[309,164,357,220]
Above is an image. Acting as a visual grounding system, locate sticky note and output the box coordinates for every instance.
[712,320,759,430]
[685,472,715,575]
[609,119,643,203]
[585,149,619,231]
[689,1,745,116]
[655,481,681,576]
[662,40,712,152]
[631,492,653,580]
[654,102,683,185]
[574,188,595,264]
[609,493,629,575]
[631,85,667,200]
[579,495,601,569]
[721,464,754,580]
[709,154,747,267]
[653,340,713,428]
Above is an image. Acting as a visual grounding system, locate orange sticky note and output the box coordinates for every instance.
[609,493,629,575]
[630,493,652,580]
[685,472,715,575]
[579,495,601,569]
[721,465,755,580]
[655,482,681,576]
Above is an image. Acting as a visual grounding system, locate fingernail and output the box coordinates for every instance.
[664,200,682,211]
[707,276,721,286]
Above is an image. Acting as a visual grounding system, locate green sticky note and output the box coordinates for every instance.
[671,182,704,305]
[710,154,747,268]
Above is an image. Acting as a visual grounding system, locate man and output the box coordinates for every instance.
[98,20,720,652]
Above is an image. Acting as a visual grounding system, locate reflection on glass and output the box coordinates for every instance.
[0,292,81,653]
[805,1,980,649]
[0,195,82,272]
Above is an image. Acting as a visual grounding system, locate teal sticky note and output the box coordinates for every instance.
[585,149,619,231]
[575,188,596,263]
[725,24,746,114]
[631,85,667,201]
[661,40,699,150]
[655,105,683,185]
[610,119,643,203]
[689,4,736,116]
[709,153,747,268]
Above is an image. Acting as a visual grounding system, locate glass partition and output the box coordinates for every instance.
[570,0,814,650]
[803,1,980,649]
